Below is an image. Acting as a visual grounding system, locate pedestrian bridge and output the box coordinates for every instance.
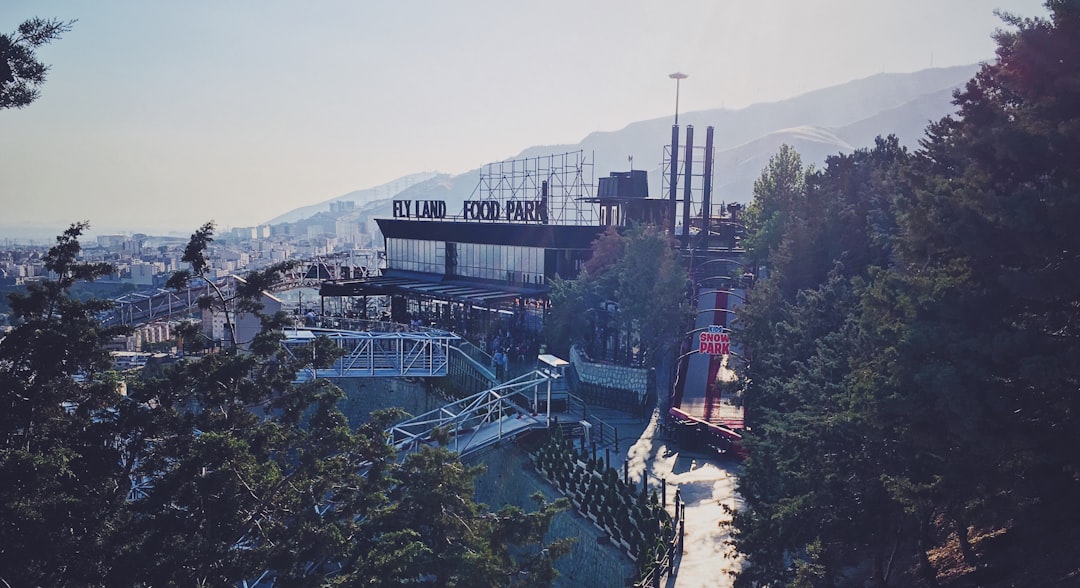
[387,370,559,459]
[281,328,565,457]
[283,328,459,380]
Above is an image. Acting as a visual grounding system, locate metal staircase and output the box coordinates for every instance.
[387,370,559,458]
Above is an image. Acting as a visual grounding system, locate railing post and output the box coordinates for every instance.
[546,377,552,424]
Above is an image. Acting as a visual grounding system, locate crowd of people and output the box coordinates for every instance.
[480,330,541,381]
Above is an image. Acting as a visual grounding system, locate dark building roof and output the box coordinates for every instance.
[376,219,603,249]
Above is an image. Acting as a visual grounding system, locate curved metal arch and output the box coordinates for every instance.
[696,258,743,271]
[696,307,738,317]
[696,275,735,285]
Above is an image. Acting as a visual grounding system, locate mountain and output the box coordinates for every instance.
[710,83,964,203]
[270,64,978,227]
[262,171,441,225]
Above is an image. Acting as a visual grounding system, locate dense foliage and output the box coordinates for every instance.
[731,3,1080,586]
[545,225,690,366]
[0,223,568,586]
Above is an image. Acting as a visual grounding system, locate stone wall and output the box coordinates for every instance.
[569,345,652,403]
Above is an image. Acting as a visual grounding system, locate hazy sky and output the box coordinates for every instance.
[0,0,1049,239]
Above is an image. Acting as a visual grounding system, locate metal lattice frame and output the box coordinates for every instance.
[283,328,459,379]
[108,277,237,326]
[470,150,598,226]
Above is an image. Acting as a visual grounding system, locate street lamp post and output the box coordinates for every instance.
[669,72,688,125]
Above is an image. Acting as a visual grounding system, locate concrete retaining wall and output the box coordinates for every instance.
[470,443,634,588]
[334,377,442,427]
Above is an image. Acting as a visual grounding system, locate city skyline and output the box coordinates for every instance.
[1,0,1050,240]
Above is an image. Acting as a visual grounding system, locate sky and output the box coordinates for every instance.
[0,0,1050,241]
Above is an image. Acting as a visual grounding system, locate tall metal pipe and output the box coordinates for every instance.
[541,180,549,225]
[668,125,680,237]
[681,125,695,249]
[702,126,715,248]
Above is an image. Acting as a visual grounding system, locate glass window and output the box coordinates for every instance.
[386,238,445,274]
[445,242,545,283]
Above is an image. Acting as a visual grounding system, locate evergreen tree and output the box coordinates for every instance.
[545,224,689,366]
[733,3,1080,584]
[0,222,130,585]
[1,222,570,586]
[892,0,1080,555]
[1,17,75,109]
[742,144,808,265]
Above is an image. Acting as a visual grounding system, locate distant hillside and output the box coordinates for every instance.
[267,65,977,227]
[711,83,962,203]
[580,64,975,201]
[262,171,441,225]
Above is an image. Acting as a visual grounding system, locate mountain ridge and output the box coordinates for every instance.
[267,64,978,227]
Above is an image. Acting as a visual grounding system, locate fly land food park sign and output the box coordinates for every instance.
[392,199,548,223]
[699,326,730,356]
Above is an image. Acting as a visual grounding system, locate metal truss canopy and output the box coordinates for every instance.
[106,277,238,326]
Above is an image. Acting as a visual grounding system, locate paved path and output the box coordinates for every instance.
[624,409,745,587]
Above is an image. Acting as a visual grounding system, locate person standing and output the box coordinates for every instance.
[493,349,506,381]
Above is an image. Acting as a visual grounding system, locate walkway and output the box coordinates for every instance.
[624,409,744,587]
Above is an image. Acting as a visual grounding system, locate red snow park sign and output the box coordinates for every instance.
[698,326,729,356]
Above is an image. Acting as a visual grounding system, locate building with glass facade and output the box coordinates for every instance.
[319,166,666,341]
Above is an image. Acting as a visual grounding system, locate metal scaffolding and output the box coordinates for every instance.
[470,150,598,226]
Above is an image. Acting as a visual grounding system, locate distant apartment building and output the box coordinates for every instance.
[129,261,159,286]
[202,289,282,349]
[329,201,355,214]
[229,226,269,241]
[105,321,170,353]
[221,250,250,268]
[232,227,255,241]
[97,235,127,249]
[296,237,335,258]
[124,234,147,255]
[335,219,362,244]
[127,321,172,351]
